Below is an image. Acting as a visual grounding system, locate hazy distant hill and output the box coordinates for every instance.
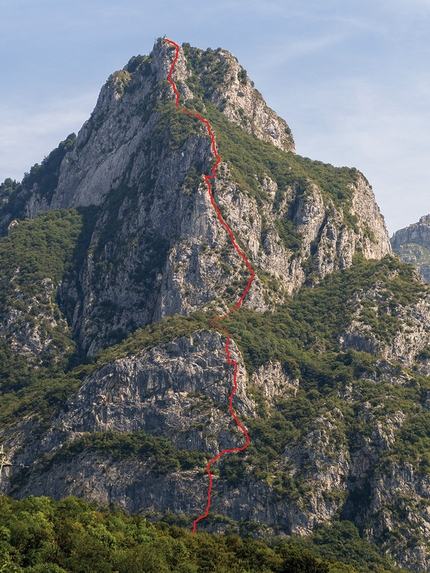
[392,215,430,282]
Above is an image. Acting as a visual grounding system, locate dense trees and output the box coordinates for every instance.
[1,495,400,573]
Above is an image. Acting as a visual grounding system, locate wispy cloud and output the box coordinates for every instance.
[282,33,348,61]
[0,93,96,182]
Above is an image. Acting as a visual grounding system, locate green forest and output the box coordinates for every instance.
[0,495,405,573]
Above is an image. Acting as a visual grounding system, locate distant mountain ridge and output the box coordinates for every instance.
[392,215,430,281]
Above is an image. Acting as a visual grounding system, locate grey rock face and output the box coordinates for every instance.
[2,36,421,570]
[361,460,430,572]
[392,215,430,282]
[351,175,392,259]
[339,278,430,369]
[392,215,430,250]
[45,331,254,453]
[4,327,430,569]
[0,336,354,536]
[7,39,391,355]
[27,42,294,215]
[9,331,252,467]
[202,48,296,153]
[0,276,73,363]
[250,362,299,403]
[8,338,423,560]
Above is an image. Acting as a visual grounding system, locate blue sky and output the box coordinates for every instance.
[1,0,430,234]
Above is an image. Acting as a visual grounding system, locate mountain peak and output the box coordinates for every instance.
[150,38,295,153]
[0,40,391,356]
[4,41,430,572]
[20,40,293,213]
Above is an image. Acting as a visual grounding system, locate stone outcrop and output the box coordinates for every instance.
[392,215,430,282]
[42,331,254,454]
[250,362,299,403]
[392,215,430,251]
[339,280,430,370]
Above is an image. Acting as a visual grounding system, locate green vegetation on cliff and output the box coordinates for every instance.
[40,430,211,475]
[0,134,76,230]
[204,101,359,214]
[0,209,85,427]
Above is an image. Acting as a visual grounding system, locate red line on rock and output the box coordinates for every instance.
[165,38,255,533]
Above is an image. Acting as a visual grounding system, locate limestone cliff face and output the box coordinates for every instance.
[339,279,430,370]
[5,336,430,571]
[0,39,389,355]
[7,332,257,518]
[392,215,430,251]
[43,331,254,454]
[0,277,72,363]
[0,338,377,533]
[351,176,392,259]
[198,47,295,153]
[2,37,425,572]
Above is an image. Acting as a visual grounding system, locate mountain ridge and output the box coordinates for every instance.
[392,215,430,282]
[1,38,429,571]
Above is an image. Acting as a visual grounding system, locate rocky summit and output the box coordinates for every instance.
[1,38,430,571]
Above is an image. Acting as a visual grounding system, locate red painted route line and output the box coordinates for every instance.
[165,38,255,533]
